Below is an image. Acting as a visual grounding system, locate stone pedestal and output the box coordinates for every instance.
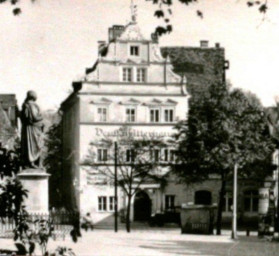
[17,168,50,213]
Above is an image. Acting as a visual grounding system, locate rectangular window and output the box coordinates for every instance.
[244,198,251,212]
[130,46,139,56]
[136,68,146,83]
[165,195,175,210]
[222,192,232,212]
[244,190,258,212]
[98,196,107,211]
[109,196,116,211]
[164,109,174,122]
[126,108,136,122]
[163,149,175,162]
[170,150,176,162]
[97,149,108,162]
[97,107,107,122]
[228,197,233,211]
[150,108,160,123]
[154,149,160,162]
[126,149,135,162]
[164,149,169,162]
[151,149,160,162]
[252,198,259,212]
[123,67,132,82]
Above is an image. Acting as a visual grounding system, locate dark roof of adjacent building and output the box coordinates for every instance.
[161,45,227,96]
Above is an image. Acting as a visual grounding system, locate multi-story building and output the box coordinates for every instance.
[61,14,189,224]
[60,10,261,226]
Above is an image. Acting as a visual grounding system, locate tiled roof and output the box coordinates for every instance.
[161,47,226,95]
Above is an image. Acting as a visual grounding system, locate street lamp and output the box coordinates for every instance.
[232,163,238,240]
[114,141,118,233]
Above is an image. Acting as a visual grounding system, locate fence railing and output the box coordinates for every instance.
[0,211,79,239]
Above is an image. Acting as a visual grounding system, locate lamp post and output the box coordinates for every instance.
[114,142,118,232]
[232,163,238,240]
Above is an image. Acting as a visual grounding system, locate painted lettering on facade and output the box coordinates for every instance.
[95,127,173,139]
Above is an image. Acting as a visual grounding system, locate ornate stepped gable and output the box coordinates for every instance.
[83,23,226,97]
[83,19,181,85]
[118,21,145,42]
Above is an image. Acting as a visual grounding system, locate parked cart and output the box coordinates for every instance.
[180,204,217,235]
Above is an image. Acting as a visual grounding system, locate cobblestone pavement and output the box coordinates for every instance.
[0,229,279,256]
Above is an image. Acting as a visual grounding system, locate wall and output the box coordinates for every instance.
[79,94,188,125]
[61,95,80,210]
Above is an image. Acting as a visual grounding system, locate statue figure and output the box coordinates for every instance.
[266,103,279,142]
[20,90,44,169]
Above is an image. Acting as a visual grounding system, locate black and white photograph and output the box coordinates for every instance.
[0,0,279,255]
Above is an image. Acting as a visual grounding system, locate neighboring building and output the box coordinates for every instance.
[0,94,18,148]
[266,104,279,220]
[60,9,261,226]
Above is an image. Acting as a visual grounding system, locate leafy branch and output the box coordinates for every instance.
[0,0,35,15]
[148,0,270,36]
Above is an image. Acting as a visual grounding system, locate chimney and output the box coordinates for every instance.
[200,40,209,48]
[215,42,220,48]
[108,25,125,41]
[98,40,106,55]
[72,81,82,93]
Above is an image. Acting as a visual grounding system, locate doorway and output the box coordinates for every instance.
[134,190,151,221]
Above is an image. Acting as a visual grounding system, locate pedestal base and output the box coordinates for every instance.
[17,168,50,213]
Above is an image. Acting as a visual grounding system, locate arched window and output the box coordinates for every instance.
[194,190,212,205]
[244,190,258,213]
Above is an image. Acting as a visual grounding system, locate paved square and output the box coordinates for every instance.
[1,229,279,256]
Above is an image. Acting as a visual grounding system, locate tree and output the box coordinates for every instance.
[173,82,276,235]
[149,0,270,36]
[0,0,27,15]
[0,141,27,218]
[83,126,168,232]
[44,116,63,209]
[1,0,270,29]
[43,111,81,243]
[266,100,279,227]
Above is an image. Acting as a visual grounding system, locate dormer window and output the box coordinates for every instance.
[130,45,139,56]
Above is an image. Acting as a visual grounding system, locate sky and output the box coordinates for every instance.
[0,0,278,110]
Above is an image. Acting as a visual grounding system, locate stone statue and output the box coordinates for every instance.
[20,90,44,169]
[266,103,279,143]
